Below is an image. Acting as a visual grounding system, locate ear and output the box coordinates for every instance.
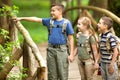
[59,9,63,14]
[104,24,108,29]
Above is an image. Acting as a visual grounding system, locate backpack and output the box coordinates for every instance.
[99,33,120,67]
[49,18,70,54]
[49,18,68,37]
[76,32,96,60]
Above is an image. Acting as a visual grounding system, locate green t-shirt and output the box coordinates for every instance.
[77,34,96,60]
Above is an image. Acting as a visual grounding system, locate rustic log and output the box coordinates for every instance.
[37,67,46,80]
[14,21,46,68]
[22,40,37,80]
[14,21,46,79]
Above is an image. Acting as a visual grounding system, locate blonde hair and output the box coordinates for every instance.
[78,17,98,41]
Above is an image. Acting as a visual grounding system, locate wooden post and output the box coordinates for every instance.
[37,67,46,80]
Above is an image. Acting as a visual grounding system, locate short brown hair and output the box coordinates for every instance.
[101,16,113,29]
[51,3,64,12]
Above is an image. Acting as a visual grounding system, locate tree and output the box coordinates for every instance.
[0,0,46,79]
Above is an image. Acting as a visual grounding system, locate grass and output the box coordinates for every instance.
[12,0,50,44]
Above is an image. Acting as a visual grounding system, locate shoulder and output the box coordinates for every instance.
[106,33,115,41]
[42,18,52,26]
[42,17,51,22]
[76,32,82,38]
[89,35,96,43]
[63,18,71,24]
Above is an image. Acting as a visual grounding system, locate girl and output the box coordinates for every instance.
[74,17,99,80]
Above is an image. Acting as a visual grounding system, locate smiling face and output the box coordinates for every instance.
[77,17,91,32]
[77,19,87,32]
[97,19,106,33]
[50,5,63,19]
[97,17,113,33]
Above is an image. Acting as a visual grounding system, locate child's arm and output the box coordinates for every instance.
[91,44,99,63]
[111,47,118,65]
[108,36,118,74]
[74,47,78,57]
[108,47,118,74]
[13,17,42,23]
[68,34,74,62]
[91,42,99,69]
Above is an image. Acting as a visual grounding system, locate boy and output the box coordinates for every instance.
[97,16,118,80]
[14,4,74,80]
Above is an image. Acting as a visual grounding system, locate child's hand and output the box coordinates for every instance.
[68,54,74,62]
[94,63,99,70]
[12,17,21,22]
[108,64,114,74]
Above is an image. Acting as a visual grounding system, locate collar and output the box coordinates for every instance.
[102,30,111,36]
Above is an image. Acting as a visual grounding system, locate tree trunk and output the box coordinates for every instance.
[0,0,20,79]
[0,0,11,44]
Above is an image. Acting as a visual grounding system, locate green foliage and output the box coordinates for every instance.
[0,29,27,79]
[0,29,9,39]
[81,0,89,6]
[0,5,19,17]
[12,0,50,10]
[0,29,20,70]
[7,66,28,80]
[8,60,28,80]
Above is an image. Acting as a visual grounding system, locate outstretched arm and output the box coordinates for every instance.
[14,17,42,23]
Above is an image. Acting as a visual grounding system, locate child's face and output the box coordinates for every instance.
[77,19,87,32]
[50,6,62,19]
[97,19,107,33]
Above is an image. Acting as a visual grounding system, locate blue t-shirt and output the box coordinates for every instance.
[42,18,74,45]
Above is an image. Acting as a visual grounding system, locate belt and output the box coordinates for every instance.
[48,44,66,48]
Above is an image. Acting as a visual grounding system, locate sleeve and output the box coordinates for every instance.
[42,18,51,27]
[109,36,117,48]
[66,20,74,35]
[90,36,96,44]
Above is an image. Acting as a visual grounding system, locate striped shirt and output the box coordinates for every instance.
[99,31,116,63]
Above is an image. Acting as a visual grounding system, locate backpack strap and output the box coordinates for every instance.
[62,19,68,34]
[62,19,69,42]
[49,18,68,41]
[89,35,95,61]
[49,18,54,35]
[106,33,113,52]
[99,33,114,53]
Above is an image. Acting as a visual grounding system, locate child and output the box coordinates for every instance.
[97,16,118,80]
[74,17,99,80]
[14,4,74,80]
